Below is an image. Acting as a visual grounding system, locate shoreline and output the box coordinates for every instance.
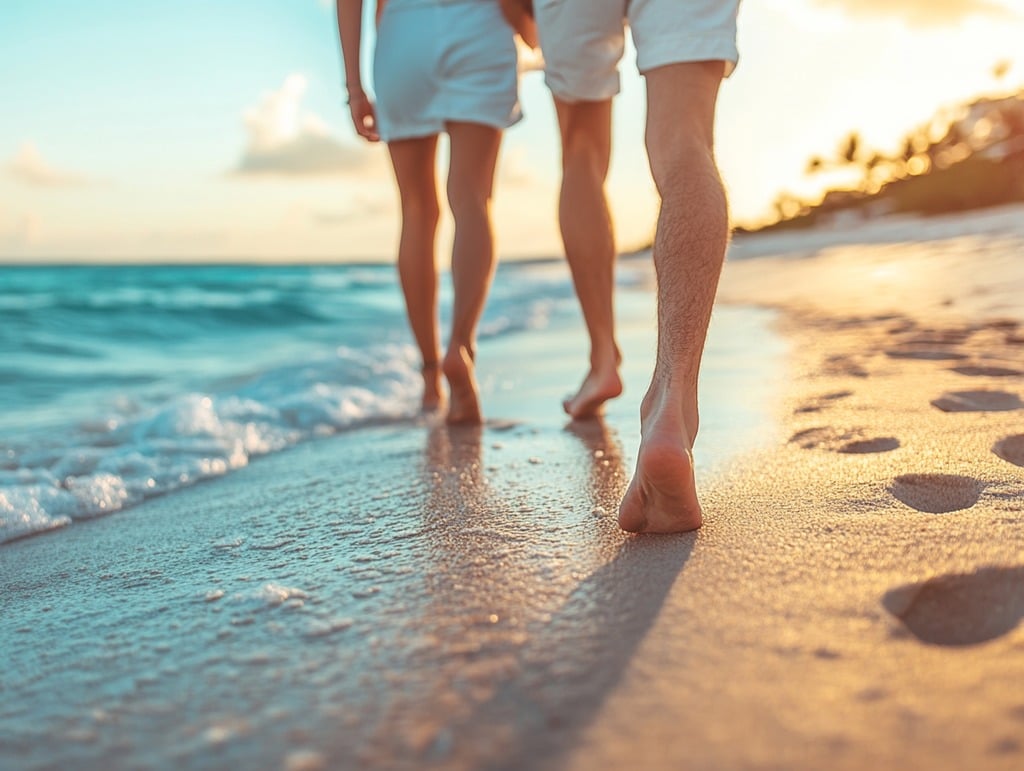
[1,277,785,547]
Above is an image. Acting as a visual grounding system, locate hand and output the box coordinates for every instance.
[499,0,538,50]
[348,92,380,143]
[514,13,538,50]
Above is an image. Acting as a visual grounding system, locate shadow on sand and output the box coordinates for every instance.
[420,418,695,770]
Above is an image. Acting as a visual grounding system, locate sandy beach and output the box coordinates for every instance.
[3,205,1024,770]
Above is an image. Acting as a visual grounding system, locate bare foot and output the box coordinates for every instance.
[618,396,702,533]
[421,362,444,413]
[562,365,623,419]
[443,346,483,425]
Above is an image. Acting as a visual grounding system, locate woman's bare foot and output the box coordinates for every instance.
[618,389,702,533]
[443,346,483,425]
[421,362,445,413]
[562,364,623,419]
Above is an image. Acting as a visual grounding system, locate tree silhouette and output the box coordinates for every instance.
[780,86,1024,230]
[841,132,860,164]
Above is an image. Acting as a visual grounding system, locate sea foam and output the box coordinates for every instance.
[0,344,421,543]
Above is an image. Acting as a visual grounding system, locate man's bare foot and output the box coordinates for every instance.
[562,365,623,419]
[443,345,483,425]
[618,395,702,533]
[421,362,444,413]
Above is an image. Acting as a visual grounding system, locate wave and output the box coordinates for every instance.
[0,344,422,544]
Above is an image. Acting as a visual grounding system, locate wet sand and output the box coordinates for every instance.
[3,208,1024,770]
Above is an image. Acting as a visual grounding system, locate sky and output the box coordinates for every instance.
[1,0,1022,263]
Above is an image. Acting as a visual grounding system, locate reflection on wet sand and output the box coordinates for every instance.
[565,417,630,525]
[388,418,697,769]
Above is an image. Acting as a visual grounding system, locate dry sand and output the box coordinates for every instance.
[564,216,1024,770]
[3,208,1023,770]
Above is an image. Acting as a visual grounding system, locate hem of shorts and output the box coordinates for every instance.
[381,110,522,142]
[543,73,620,105]
[442,110,523,131]
[379,122,445,143]
[636,34,740,79]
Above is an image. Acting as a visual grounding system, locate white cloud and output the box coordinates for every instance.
[7,143,90,187]
[812,0,1016,25]
[233,74,375,177]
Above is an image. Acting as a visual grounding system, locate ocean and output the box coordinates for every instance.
[0,262,572,543]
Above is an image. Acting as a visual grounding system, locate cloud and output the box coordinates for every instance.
[7,143,91,187]
[233,74,374,177]
[0,211,42,252]
[812,0,1015,24]
[313,195,392,226]
[498,146,546,188]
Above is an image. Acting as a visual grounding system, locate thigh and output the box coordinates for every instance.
[535,0,627,102]
[388,135,440,208]
[445,122,502,204]
[629,0,740,77]
[644,62,722,190]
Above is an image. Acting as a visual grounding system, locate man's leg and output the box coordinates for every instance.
[618,60,728,533]
[554,97,623,420]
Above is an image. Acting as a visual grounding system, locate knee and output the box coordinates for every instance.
[401,195,440,234]
[647,133,721,204]
[556,99,611,179]
[560,128,610,184]
[446,185,491,224]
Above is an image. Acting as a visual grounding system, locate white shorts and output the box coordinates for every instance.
[534,0,740,103]
[373,0,522,142]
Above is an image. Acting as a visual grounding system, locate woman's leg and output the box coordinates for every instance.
[388,135,443,412]
[443,121,502,424]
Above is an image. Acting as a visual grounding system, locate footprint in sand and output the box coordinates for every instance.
[886,348,968,361]
[839,437,900,454]
[950,364,1024,377]
[882,566,1024,646]
[823,354,869,378]
[886,320,916,336]
[931,390,1024,412]
[889,473,982,513]
[794,390,854,414]
[981,319,1020,332]
[901,329,972,345]
[993,435,1024,467]
[790,427,899,454]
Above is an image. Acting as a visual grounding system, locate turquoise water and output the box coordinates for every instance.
[0,261,785,543]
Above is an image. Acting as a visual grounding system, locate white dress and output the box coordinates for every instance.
[372,0,522,142]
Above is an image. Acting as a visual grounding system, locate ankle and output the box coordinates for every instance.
[589,343,621,372]
[641,379,698,436]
